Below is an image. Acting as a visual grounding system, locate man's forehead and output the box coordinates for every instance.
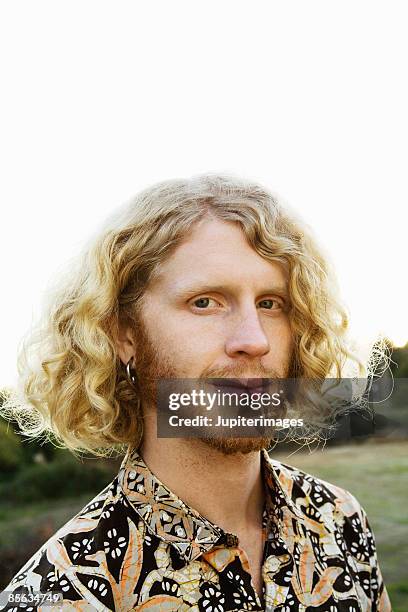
[149,251,288,296]
[146,217,288,293]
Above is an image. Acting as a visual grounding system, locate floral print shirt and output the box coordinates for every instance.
[1,448,391,611]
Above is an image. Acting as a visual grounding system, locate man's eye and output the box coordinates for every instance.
[192,297,218,309]
[258,299,282,310]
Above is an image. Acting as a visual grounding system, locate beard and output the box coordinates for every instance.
[133,316,290,455]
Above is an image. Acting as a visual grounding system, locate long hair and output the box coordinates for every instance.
[2,174,366,455]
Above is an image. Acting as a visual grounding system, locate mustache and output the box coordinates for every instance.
[199,363,283,380]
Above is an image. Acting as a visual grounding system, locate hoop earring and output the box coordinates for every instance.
[126,357,138,388]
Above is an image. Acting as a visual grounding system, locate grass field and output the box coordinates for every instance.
[1,440,407,609]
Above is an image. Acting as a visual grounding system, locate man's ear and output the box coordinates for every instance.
[116,320,137,366]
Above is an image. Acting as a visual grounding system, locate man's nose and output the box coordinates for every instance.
[225,309,270,358]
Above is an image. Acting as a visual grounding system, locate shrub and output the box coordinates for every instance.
[0,454,114,504]
[0,421,24,474]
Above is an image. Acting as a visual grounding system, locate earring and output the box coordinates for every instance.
[126,357,138,387]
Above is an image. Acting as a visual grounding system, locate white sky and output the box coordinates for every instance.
[1,1,407,388]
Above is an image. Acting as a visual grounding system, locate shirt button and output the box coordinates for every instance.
[225,533,239,547]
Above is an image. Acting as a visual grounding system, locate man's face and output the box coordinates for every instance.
[131,216,294,453]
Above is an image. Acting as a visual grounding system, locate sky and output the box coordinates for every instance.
[0,1,407,388]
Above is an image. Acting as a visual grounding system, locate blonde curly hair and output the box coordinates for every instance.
[3,174,365,456]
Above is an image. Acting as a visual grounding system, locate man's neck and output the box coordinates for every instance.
[139,421,265,536]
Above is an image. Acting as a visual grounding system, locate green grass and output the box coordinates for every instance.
[273,440,408,610]
[0,494,92,549]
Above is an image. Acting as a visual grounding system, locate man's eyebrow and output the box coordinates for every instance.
[172,283,289,299]
[173,284,226,298]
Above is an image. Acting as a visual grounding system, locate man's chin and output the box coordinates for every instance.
[199,436,273,455]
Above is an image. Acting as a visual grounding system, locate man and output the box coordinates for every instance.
[1,175,391,610]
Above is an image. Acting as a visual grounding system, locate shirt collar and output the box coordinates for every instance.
[118,446,306,563]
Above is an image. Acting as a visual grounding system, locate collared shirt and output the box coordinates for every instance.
[1,448,391,611]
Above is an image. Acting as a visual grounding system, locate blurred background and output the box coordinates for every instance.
[0,1,407,609]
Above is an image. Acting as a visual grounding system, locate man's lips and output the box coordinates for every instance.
[210,378,270,391]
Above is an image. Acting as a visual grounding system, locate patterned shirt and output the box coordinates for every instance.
[1,448,391,611]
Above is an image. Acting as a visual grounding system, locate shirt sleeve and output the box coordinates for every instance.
[359,505,392,611]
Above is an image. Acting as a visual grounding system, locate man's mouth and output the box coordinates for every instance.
[209,377,270,393]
